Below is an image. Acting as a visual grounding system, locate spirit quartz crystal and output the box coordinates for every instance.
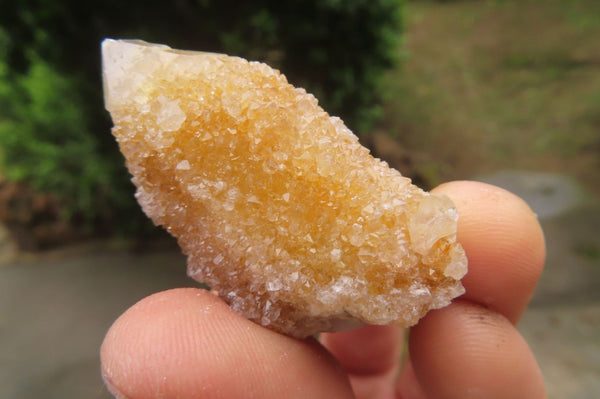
[102,39,467,337]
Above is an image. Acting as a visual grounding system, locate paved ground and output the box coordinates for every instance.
[0,171,598,398]
[518,204,600,398]
[0,243,193,399]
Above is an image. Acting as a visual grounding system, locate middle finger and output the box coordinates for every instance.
[320,325,404,399]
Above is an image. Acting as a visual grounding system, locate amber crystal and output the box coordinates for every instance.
[102,39,467,337]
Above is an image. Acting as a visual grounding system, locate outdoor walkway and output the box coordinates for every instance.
[1,171,598,398]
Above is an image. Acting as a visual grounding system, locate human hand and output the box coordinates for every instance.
[100,181,546,399]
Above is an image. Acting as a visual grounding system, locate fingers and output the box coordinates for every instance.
[397,181,547,398]
[101,181,547,399]
[320,326,403,399]
[404,300,546,399]
[321,325,403,376]
[395,359,428,399]
[101,288,354,399]
[432,181,546,323]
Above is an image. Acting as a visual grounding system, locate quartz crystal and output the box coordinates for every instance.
[102,39,468,338]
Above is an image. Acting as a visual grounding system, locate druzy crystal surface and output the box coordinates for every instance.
[102,39,467,337]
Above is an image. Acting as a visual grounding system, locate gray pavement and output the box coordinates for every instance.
[0,171,598,398]
[0,244,193,399]
[518,203,600,398]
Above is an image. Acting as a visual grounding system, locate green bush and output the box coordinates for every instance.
[0,0,403,236]
[0,47,136,231]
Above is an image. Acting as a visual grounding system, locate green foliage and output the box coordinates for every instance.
[0,49,134,229]
[0,0,403,235]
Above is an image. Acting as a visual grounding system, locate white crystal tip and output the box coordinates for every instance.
[101,38,171,112]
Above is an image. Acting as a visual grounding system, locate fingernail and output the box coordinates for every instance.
[102,374,131,399]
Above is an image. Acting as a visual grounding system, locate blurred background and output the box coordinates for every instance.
[0,0,598,398]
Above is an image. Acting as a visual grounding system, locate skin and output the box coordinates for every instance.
[101,181,547,399]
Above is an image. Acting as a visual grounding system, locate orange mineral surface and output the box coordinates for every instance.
[102,39,467,337]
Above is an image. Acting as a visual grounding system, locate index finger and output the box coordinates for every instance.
[433,180,546,324]
[397,180,547,399]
